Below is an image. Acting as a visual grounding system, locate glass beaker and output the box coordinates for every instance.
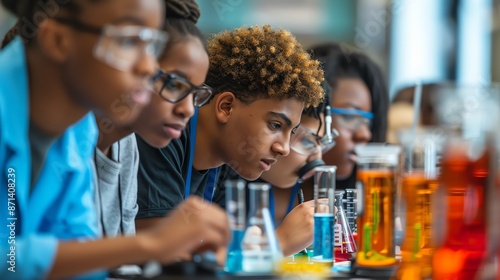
[432,136,491,279]
[312,165,336,267]
[394,127,444,280]
[334,190,357,262]
[429,84,499,280]
[241,183,282,273]
[355,144,401,268]
[224,180,246,273]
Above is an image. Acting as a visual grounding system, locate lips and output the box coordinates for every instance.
[162,123,185,139]
[348,151,358,163]
[259,158,277,171]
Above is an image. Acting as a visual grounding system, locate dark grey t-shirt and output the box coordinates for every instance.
[136,121,209,218]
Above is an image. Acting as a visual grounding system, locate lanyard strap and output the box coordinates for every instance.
[269,182,300,228]
[185,108,218,201]
[203,168,219,202]
[184,108,198,199]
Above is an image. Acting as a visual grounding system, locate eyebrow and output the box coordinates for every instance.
[267,111,296,129]
[169,70,204,87]
[111,15,146,25]
[170,70,188,80]
[336,102,365,111]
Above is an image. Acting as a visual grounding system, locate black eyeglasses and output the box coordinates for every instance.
[151,70,214,107]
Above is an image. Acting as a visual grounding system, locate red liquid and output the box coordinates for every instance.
[432,146,488,280]
[335,233,357,262]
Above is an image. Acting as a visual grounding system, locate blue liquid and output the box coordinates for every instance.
[224,229,245,273]
[313,213,334,261]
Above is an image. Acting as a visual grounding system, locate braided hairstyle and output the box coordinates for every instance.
[1,20,20,48]
[161,0,204,58]
[309,43,388,142]
[1,0,97,46]
[206,25,324,108]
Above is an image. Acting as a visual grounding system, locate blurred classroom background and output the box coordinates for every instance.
[2,0,499,140]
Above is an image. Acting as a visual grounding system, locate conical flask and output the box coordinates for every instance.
[224,180,246,273]
[241,183,282,273]
[334,190,357,262]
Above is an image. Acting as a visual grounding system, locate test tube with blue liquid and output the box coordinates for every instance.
[224,180,246,273]
[312,166,336,267]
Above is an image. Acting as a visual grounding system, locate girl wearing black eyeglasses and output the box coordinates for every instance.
[93,0,230,276]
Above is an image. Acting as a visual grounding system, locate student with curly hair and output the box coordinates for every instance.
[212,87,336,256]
[135,25,325,251]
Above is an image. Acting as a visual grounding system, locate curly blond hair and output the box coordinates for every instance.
[206,25,324,107]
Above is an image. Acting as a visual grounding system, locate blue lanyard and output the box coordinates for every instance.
[269,182,300,228]
[203,168,219,202]
[185,108,218,201]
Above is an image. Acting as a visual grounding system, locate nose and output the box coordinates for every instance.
[272,135,291,157]
[134,51,158,77]
[173,93,195,119]
[353,124,372,143]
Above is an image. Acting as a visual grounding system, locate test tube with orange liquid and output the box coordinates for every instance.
[354,144,401,273]
[394,128,443,280]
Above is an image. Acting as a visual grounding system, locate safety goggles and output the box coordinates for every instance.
[150,70,214,107]
[331,107,373,132]
[52,17,168,71]
[291,125,338,156]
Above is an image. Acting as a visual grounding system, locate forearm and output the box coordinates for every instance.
[48,234,153,279]
[276,228,293,257]
[136,217,163,232]
[276,227,311,257]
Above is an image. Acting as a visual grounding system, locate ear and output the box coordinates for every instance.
[214,92,236,124]
[36,20,71,63]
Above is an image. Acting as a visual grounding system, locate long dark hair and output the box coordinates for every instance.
[309,43,389,189]
[308,43,388,142]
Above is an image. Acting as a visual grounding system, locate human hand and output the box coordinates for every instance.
[140,196,230,263]
[275,200,315,256]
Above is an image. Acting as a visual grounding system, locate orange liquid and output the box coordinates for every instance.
[394,173,438,280]
[432,149,488,280]
[356,170,397,267]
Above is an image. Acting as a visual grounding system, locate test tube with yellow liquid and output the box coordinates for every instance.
[353,144,401,277]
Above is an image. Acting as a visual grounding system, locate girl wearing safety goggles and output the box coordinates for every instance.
[308,42,389,191]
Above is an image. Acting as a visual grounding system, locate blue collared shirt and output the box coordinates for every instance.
[0,38,104,279]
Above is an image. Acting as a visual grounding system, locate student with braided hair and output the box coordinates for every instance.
[94,0,230,271]
[0,20,18,48]
[135,25,325,257]
[0,0,229,279]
